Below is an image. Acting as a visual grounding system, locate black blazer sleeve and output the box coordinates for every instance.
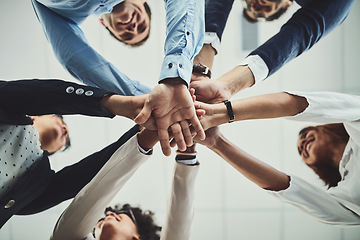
[0,79,115,119]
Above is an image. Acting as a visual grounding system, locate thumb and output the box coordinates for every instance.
[134,102,153,125]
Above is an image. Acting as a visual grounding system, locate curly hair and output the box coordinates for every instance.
[298,123,349,188]
[100,203,161,240]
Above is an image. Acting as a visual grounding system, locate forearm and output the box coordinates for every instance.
[0,79,113,117]
[193,44,216,69]
[160,0,205,85]
[217,65,255,96]
[210,133,289,191]
[250,0,354,77]
[207,92,308,127]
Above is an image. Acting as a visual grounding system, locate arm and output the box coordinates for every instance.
[51,128,158,240]
[160,162,199,240]
[198,91,360,130]
[0,79,148,120]
[198,92,309,130]
[193,0,355,99]
[198,128,360,225]
[135,0,206,156]
[31,0,151,96]
[250,0,354,79]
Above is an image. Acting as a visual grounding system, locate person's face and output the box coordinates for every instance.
[297,128,334,167]
[100,0,150,45]
[94,211,140,240]
[243,0,292,20]
[31,115,69,153]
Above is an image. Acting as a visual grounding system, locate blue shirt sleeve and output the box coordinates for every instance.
[159,0,205,86]
[249,0,354,78]
[31,0,151,96]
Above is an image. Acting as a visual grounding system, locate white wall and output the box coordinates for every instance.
[1,0,360,239]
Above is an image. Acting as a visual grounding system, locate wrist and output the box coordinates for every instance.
[220,65,255,96]
[159,77,187,86]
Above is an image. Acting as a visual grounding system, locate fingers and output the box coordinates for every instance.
[189,115,206,140]
[170,123,186,151]
[158,128,172,156]
[134,100,152,125]
[180,120,193,147]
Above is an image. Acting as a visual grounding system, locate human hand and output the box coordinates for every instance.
[194,126,221,149]
[102,94,155,128]
[134,79,205,156]
[189,78,231,104]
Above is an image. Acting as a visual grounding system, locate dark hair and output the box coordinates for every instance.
[95,203,161,240]
[48,114,71,155]
[106,2,151,47]
[298,123,349,188]
[243,0,294,23]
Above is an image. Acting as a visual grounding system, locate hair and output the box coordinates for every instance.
[106,2,151,47]
[47,114,71,156]
[298,123,349,188]
[97,203,161,240]
[243,0,294,23]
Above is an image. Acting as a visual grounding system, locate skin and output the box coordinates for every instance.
[195,93,347,191]
[30,115,69,153]
[243,0,292,20]
[135,78,206,156]
[94,211,140,240]
[297,128,346,169]
[99,0,150,45]
[31,93,151,155]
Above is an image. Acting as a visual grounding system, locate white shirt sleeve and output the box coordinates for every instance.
[51,135,150,240]
[239,55,269,85]
[203,32,221,55]
[160,162,199,240]
[267,175,360,225]
[285,91,360,123]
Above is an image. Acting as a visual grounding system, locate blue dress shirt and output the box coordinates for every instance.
[32,0,204,95]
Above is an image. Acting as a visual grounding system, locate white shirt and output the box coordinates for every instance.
[51,134,199,240]
[267,91,360,225]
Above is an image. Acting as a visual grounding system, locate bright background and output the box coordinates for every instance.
[1,1,360,239]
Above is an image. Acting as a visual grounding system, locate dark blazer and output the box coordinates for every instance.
[205,0,354,77]
[0,79,140,228]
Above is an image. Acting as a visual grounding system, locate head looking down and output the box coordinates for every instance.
[297,123,349,188]
[99,0,152,47]
[30,114,71,154]
[242,0,294,22]
[93,204,161,240]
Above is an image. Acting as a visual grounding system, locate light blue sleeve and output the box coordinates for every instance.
[31,0,151,96]
[159,0,205,86]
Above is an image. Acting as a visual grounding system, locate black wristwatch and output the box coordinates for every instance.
[192,63,212,79]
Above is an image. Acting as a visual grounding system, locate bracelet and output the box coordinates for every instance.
[223,100,235,123]
[192,63,212,79]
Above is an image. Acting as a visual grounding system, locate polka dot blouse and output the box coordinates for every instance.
[0,124,43,198]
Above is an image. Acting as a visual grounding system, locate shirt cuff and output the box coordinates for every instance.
[175,156,198,165]
[159,54,194,86]
[137,142,153,155]
[240,55,269,84]
[204,32,220,55]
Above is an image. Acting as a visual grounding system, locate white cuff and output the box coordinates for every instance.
[204,32,220,55]
[240,55,269,85]
[137,142,153,155]
[176,157,198,165]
